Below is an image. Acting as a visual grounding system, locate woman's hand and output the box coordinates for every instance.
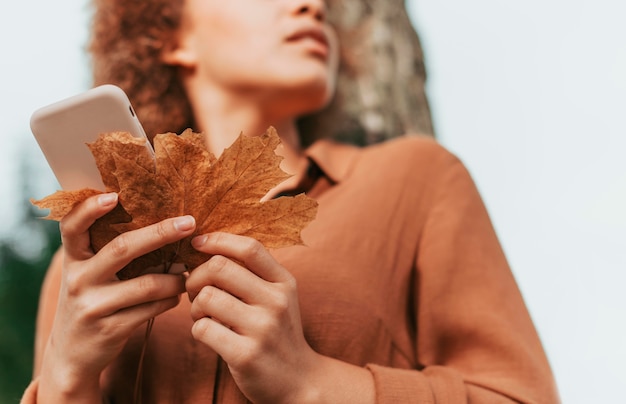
[37,193,196,402]
[186,232,320,403]
[187,232,375,404]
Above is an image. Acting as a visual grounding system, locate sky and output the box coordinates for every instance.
[1,1,625,402]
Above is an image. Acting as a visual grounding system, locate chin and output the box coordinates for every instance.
[257,61,337,114]
[277,57,335,87]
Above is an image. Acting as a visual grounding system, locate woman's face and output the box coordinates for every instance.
[168,0,339,118]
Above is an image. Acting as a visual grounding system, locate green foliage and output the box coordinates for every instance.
[0,204,60,403]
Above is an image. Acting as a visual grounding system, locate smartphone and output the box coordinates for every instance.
[31,84,154,191]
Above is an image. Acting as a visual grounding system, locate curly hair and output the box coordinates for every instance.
[88,0,355,146]
[89,0,191,140]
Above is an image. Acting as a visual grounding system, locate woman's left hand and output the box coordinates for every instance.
[186,232,320,404]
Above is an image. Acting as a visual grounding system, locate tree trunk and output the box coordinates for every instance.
[322,0,435,145]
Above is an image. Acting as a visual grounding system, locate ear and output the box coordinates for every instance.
[161,36,198,68]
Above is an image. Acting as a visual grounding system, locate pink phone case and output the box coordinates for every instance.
[31,85,154,191]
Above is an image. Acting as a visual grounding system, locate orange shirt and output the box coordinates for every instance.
[23,136,559,403]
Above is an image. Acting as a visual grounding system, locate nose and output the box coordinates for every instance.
[293,0,327,22]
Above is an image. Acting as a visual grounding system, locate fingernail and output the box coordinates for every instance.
[191,234,208,248]
[174,215,195,231]
[98,193,118,206]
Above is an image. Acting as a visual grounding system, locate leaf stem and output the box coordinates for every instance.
[133,316,155,404]
[133,259,174,404]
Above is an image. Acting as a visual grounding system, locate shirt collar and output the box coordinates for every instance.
[304,139,361,184]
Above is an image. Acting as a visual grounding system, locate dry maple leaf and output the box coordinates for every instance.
[31,127,318,279]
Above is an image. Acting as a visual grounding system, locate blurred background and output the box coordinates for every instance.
[1,0,624,402]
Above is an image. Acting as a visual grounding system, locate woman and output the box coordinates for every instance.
[23,0,559,402]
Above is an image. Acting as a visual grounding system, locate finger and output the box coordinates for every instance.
[190,286,252,332]
[61,193,119,261]
[108,294,182,334]
[90,215,196,282]
[91,274,186,317]
[191,232,289,283]
[186,255,268,303]
[191,316,246,364]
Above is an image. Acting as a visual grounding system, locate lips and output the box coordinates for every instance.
[286,26,330,57]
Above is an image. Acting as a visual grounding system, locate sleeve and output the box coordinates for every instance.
[368,149,560,403]
[20,249,64,403]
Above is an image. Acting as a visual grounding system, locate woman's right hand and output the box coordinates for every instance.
[37,192,196,403]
